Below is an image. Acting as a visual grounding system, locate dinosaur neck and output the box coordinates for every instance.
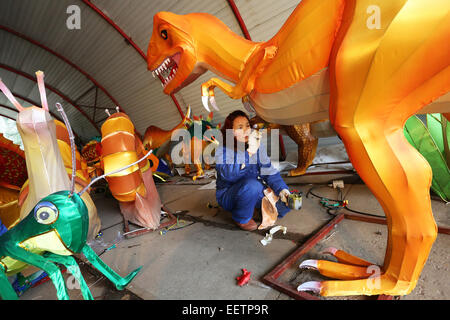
[194,21,260,83]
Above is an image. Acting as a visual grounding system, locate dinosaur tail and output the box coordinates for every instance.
[143,106,191,150]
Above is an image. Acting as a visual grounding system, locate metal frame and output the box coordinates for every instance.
[80,0,186,119]
[226,0,286,159]
[0,63,101,134]
[80,1,193,238]
[262,211,450,300]
[262,212,393,300]
[122,205,180,239]
[0,114,15,121]
[0,25,129,133]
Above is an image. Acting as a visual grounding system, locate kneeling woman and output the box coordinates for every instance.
[215,110,291,231]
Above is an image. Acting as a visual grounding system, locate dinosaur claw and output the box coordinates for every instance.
[297,281,321,294]
[185,105,191,118]
[209,96,220,111]
[202,96,211,112]
[322,247,338,256]
[299,259,319,270]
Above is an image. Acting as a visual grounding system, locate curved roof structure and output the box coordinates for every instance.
[0,0,303,153]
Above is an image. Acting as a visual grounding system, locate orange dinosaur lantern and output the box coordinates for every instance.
[147,0,450,297]
[143,106,190,151]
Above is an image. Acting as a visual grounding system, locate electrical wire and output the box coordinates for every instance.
[306,183,385,218]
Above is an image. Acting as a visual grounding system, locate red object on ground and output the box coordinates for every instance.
[236,268,251,286]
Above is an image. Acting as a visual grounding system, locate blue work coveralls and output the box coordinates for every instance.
[215,142,290,224]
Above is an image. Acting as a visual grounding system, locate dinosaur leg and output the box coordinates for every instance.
[299,120,438,295]
[6,247,69,299]
[81,244,141,291]
[297,0,448,296]
[183,139,191,175]
[284,124,318,176]
[322,247,373,267]
[0,264,18,300]
[44,253,93,300]
[192,164,204,181]
[191,137,204,181]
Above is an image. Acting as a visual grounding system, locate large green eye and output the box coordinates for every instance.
[34,201,59,225]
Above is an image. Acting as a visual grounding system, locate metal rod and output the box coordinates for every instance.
[265,213,345,280]
[344,211,450,235]
[261,212,399,300]
[78,148,153,196]
[0,63,101,134]
[55,102,77,196]
[0,26,129,132]
[81,1,184,120]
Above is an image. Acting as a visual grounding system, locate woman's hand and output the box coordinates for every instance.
[279,189,291,204]
[247,129,262,157]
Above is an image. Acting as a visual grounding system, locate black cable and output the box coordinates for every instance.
[306,184,384,218]
[342,206,386,218]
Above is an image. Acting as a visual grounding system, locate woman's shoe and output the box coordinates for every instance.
[235,219,258,231]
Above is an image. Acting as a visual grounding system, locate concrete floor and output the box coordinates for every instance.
[16,171,450,301]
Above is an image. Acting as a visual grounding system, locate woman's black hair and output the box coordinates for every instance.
[220,110,250,150]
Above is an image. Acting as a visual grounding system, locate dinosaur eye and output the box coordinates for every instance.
[160,29,168,40]
[34,201,59,225]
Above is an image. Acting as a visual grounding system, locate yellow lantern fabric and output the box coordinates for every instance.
[101,113,162,229]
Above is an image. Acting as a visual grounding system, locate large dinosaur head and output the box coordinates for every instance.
[147,12,207,94]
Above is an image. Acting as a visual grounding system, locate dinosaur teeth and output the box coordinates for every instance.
[154,55,179,89]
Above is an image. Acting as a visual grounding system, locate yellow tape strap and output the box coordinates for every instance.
[101,116,134,137]
[103,151,139,177]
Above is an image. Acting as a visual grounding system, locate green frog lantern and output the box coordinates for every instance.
[0,97,145,300]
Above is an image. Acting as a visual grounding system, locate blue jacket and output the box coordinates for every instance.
[215,142,288,198]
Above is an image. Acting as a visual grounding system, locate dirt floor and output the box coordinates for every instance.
[6,171,450,301]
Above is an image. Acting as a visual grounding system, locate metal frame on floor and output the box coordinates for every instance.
[122,205,180,239]
[262,211,450,300]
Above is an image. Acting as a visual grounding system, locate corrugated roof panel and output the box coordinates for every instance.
[0,0,332,156]
[233,0,300,41]
[0,106,18,119]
